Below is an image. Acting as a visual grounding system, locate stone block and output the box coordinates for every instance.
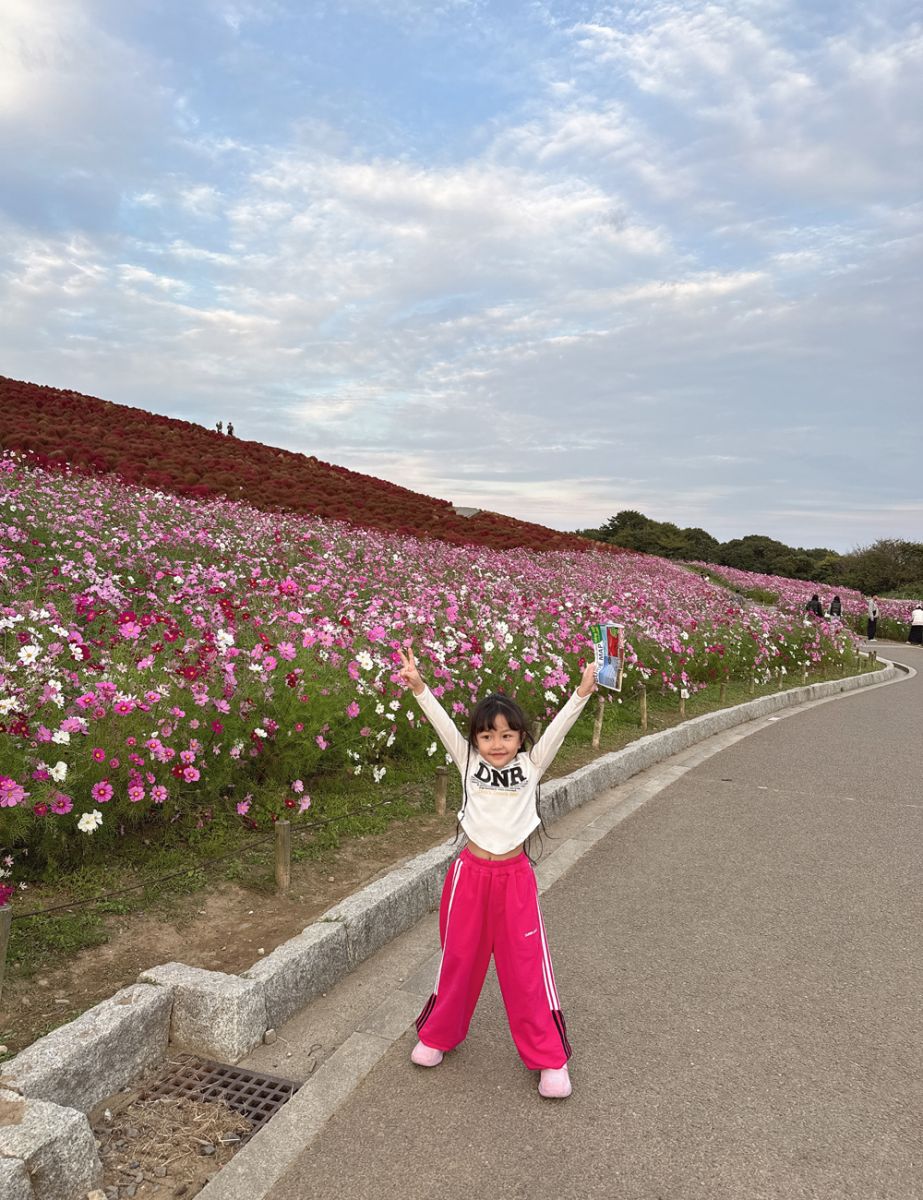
[320,840,456,969]
[0,1156,33,1200]
[0,1088,102,1200]
[139,963,267,1063]
[2,984,170,1113]
[243,921,348,1028]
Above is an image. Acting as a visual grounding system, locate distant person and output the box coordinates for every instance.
[828,595,842,618]
[909,603,923,646]
[805,593,823,617]
[867,596,880,641]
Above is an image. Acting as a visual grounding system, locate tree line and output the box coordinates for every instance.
[576,511,923,598]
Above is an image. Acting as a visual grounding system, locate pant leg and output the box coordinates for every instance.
[415,853,492,1051]
[492,857,572,1071]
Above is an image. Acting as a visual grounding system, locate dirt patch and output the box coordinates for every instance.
[92,1084,253,1199]
[0,811,457,1056]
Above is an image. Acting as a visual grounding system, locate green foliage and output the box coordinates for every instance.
[580,512,923,596]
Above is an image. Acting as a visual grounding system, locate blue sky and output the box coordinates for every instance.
[1,0,920,552]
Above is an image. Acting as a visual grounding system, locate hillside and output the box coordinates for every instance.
[0,375,602,554]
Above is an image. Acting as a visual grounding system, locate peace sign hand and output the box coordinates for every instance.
[397,643,426,695]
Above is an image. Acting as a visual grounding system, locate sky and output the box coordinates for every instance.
[1,0,921,553]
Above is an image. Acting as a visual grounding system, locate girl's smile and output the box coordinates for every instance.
[474,714,524,768]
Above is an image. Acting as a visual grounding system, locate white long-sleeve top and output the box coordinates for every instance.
[415,686,591,854]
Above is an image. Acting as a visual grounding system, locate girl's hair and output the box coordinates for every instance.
[466,692,534,752]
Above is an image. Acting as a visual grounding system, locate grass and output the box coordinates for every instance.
[3,656,879,983]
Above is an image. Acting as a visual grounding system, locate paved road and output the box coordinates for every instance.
[268,648,923,1200]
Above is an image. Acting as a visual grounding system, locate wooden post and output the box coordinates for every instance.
[801,667,808,685]
[638,685,648,731]
[749,676,756,695]
[776,670,783,690]
[591,694,605,750]
[679,691,686,718]
[435,765,448,816]
[0,905,11,1003]
[274,819,291,893]
[719,680,727,704]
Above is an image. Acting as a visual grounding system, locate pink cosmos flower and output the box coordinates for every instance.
[91,780,114,803]
[51,792,74,815]
[128,785,145,803]
[291,779,304,794]
[119,621,142,640]
[346,701,360,719]
[315,735,328,750]
[182,766,200,782]
[236,798,251,816]
[277,642,296,661]
[299,795,312,813]
[92,747,106,762]
[33,803,49,817]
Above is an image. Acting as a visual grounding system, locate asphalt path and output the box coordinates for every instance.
[268,647,923,1200]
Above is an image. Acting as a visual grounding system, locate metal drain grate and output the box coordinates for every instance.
[142,1057,300,1134]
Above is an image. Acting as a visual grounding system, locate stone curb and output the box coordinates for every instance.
[0,1087,102,1200]
[0,661,900,1195]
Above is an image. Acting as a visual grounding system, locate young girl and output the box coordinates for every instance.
[397,644,598,1100]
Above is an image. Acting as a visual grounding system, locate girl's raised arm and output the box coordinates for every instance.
[530,661,596,775]
[397,642,468,768]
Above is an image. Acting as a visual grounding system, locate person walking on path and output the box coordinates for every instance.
[908,602,923,645]
[866,595,880,640]
[396,642,597,1100]
[805,594,823,618]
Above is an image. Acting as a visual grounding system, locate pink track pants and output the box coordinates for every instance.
[415,848,572,1071]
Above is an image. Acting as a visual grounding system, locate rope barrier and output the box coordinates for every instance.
[9,793,402,924]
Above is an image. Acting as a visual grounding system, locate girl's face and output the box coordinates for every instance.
[475,714,524,768]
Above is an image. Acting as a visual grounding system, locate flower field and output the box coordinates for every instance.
[692,563,917,636]
[0,455,858,899]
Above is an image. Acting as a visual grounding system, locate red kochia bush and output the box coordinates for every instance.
[0,374,626,555]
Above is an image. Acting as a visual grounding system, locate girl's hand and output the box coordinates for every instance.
[397,643,426,695]
[576,660,598,698]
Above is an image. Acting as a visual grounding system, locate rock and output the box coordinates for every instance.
[199,1142,216,1156]
[154,1165,167,1178]
[263,1029,277,1045]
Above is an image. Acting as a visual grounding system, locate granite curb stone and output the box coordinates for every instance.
[1,984,170,1113]
[138,962,269,1062]
[243,920,349,1029]
[0,1156,33,1200]
[319,840,458,969]
[0,1088,102,1200]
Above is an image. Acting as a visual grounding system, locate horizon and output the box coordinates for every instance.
[1,1,920,554]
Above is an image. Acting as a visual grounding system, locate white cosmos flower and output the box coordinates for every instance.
[77,810,103,833]
[51,731,70,744]
[49,761,68,782]
[18,645,40,665]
